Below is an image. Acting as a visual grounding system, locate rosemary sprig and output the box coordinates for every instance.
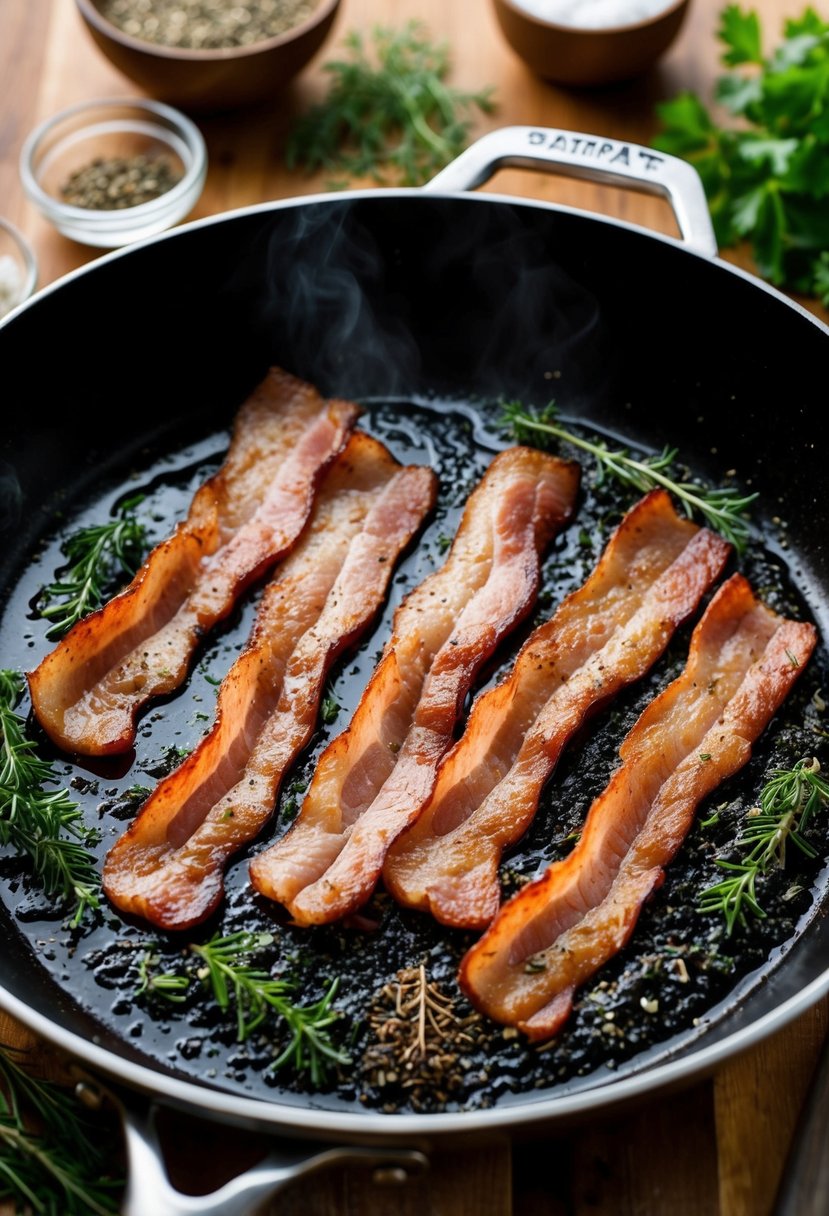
[287,23,495,186]
[501,401,757,552]
[699,758,829,933]
[193,932,348,1083]
[135,951,189,1004]
[38,496,148,639]
[0,671,99,924]
[0,1044,122,1215]
[139,932,349,1083]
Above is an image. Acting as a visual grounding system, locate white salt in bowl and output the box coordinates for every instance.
[0,219,38,323]
[492,0,691,85]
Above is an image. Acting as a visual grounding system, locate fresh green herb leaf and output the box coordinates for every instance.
[125,784,151,802]
[135,951,190,1003]
[0,670,99,924]
[0,1044,123,1214]
[699,757,829,932]
[655,6,829,304]
[320,693,340,725]
[501,401,756,552]
[286,23,495,186]
[719,4,764,65]
[37,497,147,639]
[187,932,350,1083]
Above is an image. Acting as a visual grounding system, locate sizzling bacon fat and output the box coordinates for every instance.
[249,447,580,925]
[384,491,731,929]
[28,369,358,757]
[103,434,436,930]
[459,574,816,1039]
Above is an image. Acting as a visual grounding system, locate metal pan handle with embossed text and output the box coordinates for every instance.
[425,125,717,259]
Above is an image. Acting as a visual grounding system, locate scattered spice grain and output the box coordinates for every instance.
[60,155,183,210]
[361,964,487,1111]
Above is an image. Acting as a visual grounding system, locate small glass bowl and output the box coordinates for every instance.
[0,218,38,322]
[20,98,207,249]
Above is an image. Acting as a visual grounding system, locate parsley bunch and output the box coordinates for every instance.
[287,23,495,186]
[654,6,829,303]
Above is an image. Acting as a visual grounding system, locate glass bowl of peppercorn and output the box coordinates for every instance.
[19,98,207,249]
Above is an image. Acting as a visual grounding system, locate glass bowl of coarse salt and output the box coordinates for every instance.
[20,98,206,249]
[0,220,38,323]
[492,0,691,85]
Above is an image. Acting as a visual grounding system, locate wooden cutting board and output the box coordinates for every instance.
[1,0,827,1213]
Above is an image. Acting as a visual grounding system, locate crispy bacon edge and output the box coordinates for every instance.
[384,490,732,929]
[28,369,358,757]
[249,446,581,925]
[459,574,817,1039]
[102,435,437,930]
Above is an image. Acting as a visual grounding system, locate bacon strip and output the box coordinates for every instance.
[249,447,580,925]
[29,369,358,757]
[459,574,816,1039]
[102,434,436,930]
[384,491,731,929]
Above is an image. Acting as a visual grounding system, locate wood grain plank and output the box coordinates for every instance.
[0,0,52,230]
[266,1141,513,1216]
[566,1082,720,1216]
[715,998,829,1216]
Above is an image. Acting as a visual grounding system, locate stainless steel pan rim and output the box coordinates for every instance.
[3,126,829,1210]
[1,969,828,1138]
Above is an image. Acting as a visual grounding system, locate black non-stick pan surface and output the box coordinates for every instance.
[2,148,829,1146]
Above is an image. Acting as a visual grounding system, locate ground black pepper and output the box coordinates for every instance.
[60,155,182,210]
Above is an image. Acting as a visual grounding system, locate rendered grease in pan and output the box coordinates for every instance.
[0,397,827,1115]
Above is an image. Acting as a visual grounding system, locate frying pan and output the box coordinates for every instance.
[2,127,829,1215]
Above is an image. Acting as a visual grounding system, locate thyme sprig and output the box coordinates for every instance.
[0,671,99,925]
[138,932,349,1083]
[699,758,829,933]
[38,496,148,639]
[501,401,757,553]
[362,964,485,1110]
[135,951,189,1003]
[0,1044,123,1215]
[287,23,495,186]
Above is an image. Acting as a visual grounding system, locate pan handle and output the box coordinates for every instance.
[424,125,717,258]
[100,1083,428,1216]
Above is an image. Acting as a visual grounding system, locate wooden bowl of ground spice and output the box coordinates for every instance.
[75,0,342,112]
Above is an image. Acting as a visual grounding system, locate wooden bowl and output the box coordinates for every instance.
[492,0,690,86]
[75,0,341,113]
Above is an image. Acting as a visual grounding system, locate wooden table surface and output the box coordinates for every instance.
[2,1,827,1214]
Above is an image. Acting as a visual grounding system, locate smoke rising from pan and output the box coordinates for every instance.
[219,195,611,410]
